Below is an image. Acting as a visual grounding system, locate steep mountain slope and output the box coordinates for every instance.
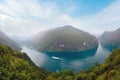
[0,30,21,50]
[0,45,48,80]
[34,26,98,52]
[100,28,120,48]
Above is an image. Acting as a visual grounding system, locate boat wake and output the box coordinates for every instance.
[52,56,61,60]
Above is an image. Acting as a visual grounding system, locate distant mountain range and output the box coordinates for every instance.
[0,30,21,50]
[33,25,98,52]
[100,28,120,48]
[1,25,120,53]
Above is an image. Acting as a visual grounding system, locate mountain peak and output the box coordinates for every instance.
[59,25,74,29]
[116,28,120,31]
[63,25,73,28]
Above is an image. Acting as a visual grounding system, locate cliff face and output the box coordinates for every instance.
[100,28,120,48]
[33,26,98,52]
[0,30,21,50]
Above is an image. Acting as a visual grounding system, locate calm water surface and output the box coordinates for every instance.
[21,43,111,72]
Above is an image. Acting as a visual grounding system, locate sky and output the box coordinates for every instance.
[0,0,120,37]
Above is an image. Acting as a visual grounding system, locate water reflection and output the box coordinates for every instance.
[21,43,111,72]
[44,47,97,59]
[21,46,48,66]
[100,43,117,52]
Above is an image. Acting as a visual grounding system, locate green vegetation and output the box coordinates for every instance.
[46,48,120,80]
[0,44,48,80]
[34,26,98,52]
[0,44,120,80]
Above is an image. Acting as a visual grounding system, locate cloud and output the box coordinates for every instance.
[0,0,120,37]
[0,0,62,20]
[0,0,76,18]
[82,0,120,36]
[0,0,82,37]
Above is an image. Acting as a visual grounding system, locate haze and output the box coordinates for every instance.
[0,0,120,37]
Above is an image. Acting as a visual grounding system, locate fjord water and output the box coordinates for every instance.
[21,43,112,72]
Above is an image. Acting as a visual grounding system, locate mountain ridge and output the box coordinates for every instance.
[0,30,21,50]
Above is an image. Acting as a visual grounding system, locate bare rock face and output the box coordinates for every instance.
[100,28,120,48]
[33,26,98,52]
[0,30,21,50]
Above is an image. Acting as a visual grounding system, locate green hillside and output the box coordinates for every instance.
[34,26,98,52]
[0,45,120,80]
[46,48,120,80]
[0,45,48,80]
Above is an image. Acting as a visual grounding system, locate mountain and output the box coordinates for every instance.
[0,30,21,50]
[33,25,98,52]
[100,28,120,48]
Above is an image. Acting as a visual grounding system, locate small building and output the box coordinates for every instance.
[55,42,66,48]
